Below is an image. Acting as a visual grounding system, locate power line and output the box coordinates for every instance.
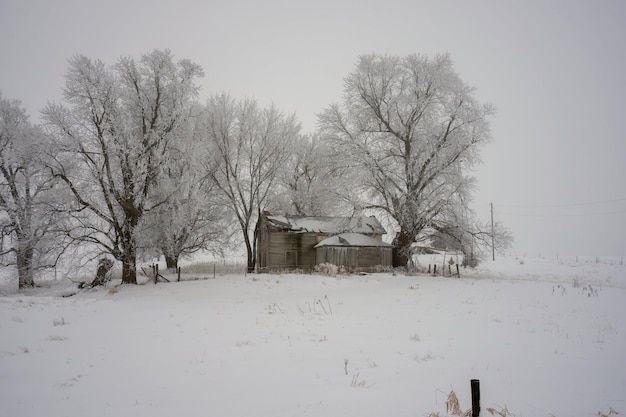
[497,208,626,217]
[497,197,626,209]
[491,197,626,217]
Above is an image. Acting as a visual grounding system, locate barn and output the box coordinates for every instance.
[256,214,391,272]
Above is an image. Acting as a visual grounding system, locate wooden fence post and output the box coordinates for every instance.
[154,264,159,284]
[177,266,181,282]
[433,264,437,275]
[471,379,480,417]
[456,264,460,278]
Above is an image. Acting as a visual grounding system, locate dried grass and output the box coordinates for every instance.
[52,317,66,326]
[350,371,370,388]
[430,387,617,417]
[180,261,247,275]
[429,389,471,417]
[597,407,620,417]
[445,389,465,416]
[486,405,515,416]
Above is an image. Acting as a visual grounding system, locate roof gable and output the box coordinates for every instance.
[265,215,386,235]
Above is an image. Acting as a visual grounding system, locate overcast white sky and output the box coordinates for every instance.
[1,0,625,257]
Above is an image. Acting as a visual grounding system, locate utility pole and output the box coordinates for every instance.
[491,202,495,261]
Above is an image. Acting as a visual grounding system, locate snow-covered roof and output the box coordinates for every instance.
[314,233,392,248]
[265,215,386,235]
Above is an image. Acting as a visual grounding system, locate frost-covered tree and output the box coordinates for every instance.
[203,94,300,272]
[138,108,234,270]
[276,133,352,216]
[43,50,203,284]
[319,53,494,266]
[139,172,233,270]
[423,194,513,266]
[0,93,65,288]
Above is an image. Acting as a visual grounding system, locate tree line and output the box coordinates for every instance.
[0,49,511,289]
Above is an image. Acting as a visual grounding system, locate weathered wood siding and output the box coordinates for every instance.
[256,214,390,272]
[316,246,392,272]
[262,231,326,271]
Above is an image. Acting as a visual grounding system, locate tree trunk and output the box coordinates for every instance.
[244,235,255,273]
[164,253,178,271]
[241,226,256,273]
[89,258,114,287]
[121,253,137,284]
[121,229,137,284]
[250,213,262,273]
[16,239,34,288]
[392,229,413,268]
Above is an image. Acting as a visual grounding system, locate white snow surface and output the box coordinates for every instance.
[1,256,625,417]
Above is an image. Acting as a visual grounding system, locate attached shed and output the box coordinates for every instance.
[314,233,392,272]
[256,214,389,272]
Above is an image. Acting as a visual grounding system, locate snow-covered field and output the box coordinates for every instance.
[1,256,625,417]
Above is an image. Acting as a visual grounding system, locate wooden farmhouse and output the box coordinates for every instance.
[257,214,392,272]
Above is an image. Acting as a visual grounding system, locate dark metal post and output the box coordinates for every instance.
[471,379,480,417]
